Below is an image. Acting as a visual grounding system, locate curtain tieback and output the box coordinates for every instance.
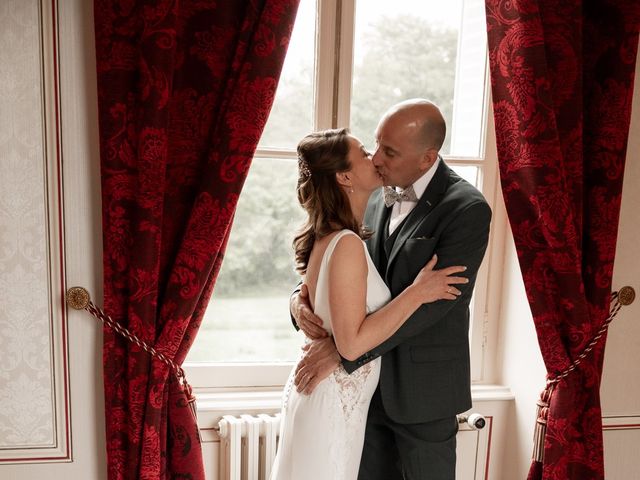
[65,286,199,433]
[532,287,634,463]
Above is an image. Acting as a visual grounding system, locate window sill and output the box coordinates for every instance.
[195,384,514,439]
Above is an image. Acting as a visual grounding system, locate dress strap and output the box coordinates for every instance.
[322,229,361,266]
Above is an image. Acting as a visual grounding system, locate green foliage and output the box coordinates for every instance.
[213,159,305,297]
[259,64,315,149]
[350,15,458,150]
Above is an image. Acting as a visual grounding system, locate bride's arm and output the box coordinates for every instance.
[329,234,467,361]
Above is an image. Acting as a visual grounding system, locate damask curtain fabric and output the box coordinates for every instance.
[94,1,300,478]
[485,1,639,478]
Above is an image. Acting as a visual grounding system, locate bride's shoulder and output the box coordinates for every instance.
[326,231,367,285]
[330,228,362,246]
[329,230,365,262]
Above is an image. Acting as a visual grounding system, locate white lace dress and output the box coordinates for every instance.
[270,230,391,480]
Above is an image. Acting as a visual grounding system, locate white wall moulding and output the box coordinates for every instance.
[603,416,640,479]
[0,0,71,464]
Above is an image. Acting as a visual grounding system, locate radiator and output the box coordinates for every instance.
[218,414,281,480]
[217,412,486,480]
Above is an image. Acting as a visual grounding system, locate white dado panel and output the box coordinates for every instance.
[0,0,70,462]
[603,416,640,479]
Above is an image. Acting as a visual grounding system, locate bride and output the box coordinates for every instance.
[269,128,467,480]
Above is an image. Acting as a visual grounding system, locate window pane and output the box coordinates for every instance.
[258,0,316,149]
[186,159,305,362]
[349,0,487,158]
[451,165,478,187]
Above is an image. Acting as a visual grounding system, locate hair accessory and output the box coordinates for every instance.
[298,156,312,178]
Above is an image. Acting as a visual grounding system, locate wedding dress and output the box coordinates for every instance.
[270,229,391,480]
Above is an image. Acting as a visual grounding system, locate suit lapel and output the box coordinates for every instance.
[386,160,451,274]
[365,188,391,274]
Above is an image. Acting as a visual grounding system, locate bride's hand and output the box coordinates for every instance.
[412,254,468,303]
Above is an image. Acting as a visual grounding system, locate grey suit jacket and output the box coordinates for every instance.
[342,159,491,424]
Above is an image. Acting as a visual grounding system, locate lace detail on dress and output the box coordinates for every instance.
[331,362,376,421]
[325,358,380,480]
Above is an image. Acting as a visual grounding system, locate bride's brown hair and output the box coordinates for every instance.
[293,128,371,274]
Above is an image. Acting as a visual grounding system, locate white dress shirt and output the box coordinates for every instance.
[388,157,440,235]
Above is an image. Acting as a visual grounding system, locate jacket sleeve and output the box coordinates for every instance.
[290,282,302,331]
[342,200,491,373]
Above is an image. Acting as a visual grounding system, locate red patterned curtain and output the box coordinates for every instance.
[94,1,300,478]
[485,1,639,478]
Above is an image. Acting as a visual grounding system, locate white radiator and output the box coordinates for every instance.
[217,412,486,480]
[218,414,281,480]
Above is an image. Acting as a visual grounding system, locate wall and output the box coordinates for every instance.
[0,0,106,478]
[494,227,546,479]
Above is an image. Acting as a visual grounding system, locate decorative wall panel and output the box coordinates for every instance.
[0,0,70,463]
[603,416,640,479]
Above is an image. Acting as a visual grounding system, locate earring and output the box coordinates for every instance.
[349,187,354,194]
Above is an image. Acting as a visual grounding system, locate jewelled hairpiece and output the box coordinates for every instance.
[298,156,312,178]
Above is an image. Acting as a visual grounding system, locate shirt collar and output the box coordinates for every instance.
[397,156,441,201]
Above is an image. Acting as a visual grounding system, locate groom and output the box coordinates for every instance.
[291,98,491,479]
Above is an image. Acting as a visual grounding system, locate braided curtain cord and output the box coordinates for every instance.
[66,287,198,424]
[531,290,625,462]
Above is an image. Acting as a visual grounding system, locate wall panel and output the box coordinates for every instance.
[0,0,70,463]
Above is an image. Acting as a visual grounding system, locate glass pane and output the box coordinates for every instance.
[258,0,316,149]
[350,0,487,158]
[187,159,305,362]
[451,165,478,187]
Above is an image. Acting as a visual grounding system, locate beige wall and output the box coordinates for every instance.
[0,0,106,478]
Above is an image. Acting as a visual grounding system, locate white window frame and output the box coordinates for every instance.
[185,0,503,393]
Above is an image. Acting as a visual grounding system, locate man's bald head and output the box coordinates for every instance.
[372,99,447,188]
[381,98,446,153]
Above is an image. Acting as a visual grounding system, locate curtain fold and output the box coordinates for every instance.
[94,1,300,478]
[485,1,639,478]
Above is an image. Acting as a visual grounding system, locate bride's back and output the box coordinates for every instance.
[303,230,347,312]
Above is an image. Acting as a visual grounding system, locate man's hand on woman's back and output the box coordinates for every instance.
[291,284,328,339]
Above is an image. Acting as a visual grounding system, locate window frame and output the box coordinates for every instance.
[185,0,502,390]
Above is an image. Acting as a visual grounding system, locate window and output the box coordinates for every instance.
[186,0,496,387]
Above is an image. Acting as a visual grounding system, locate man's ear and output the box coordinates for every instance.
[335,171,352,188]
[419,148,438,171]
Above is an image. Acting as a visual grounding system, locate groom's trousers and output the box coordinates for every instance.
[357,386,458,480]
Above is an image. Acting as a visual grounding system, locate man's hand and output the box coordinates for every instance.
[291,284,328,339]
[294,337,340,395]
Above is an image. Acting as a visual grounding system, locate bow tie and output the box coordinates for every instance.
[383,185,418,207]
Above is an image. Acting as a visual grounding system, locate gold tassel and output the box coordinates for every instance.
[183,378,201,443]
[532,384,554,462]
[529,291,629,464]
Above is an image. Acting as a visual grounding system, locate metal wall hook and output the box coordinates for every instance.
[66,286,90,310]
[618,286,635,306]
